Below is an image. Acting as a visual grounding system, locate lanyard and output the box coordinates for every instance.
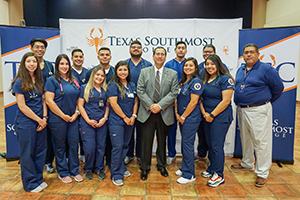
[58,78,80,95]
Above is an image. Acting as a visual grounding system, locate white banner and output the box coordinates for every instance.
[60,18,243,155]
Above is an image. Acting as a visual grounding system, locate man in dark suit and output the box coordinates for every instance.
[137,47,179,180]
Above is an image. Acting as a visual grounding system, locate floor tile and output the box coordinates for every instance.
[267,173,285,183]
[0,179,23,190]
[251,197,277,200]
[147,172,169,183]
[267,184,299,197]
[94,181,120,194]
[71,181,99,194]
[38,193,67,200]
[0,191,17,200]
[170,183,197,196]
[92,194,119,200]
[146,183,170,195]
[223,172,239,183]
[219,183,248,196]
[277,173,300,183]
[119,196,144,200]
[45,180,75,193]
[123,172,144,182]
[0,169,20,178]
[11,191,41,200]
[242,183,273,196]
[146,196,171,200]
[195,183,222,196]
[120,182,145,195]
[197,197,225,200]
[233,172,256,184]
[65,194,92,200]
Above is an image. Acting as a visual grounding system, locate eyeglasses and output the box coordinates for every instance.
[131,46,142,49]
[99,53,110,57]
[155,53,165,56]
[34,45,45,50]
[244,50,256,55]
[203,50,214,54]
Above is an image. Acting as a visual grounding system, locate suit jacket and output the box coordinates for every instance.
[137,66,179,126]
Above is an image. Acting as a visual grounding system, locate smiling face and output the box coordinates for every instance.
[93,69,105,86]
[71,51,84,68]
[25,56,38,75]
[30,41,46,59]
[205,59,217,77]
[153,48,166,68]
[202,47,215,60]
[183,60,195,78]
[175,43,187,60]
[130,44,143,57]
[97,50,111,66]
[58,58,70,77]
[117,65,129,81]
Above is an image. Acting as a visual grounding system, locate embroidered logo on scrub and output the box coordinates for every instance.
[228,78,234,85]
[194,83,201,90]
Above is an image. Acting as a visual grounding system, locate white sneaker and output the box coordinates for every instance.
[79,155,85,163]
[124,170,131,177]
[112,179,124,186]
[30,185,43,193]
[201,170,212,178]
[166,157,176,165]
[207,172,224,187]
[177,176,196,184]
[175,169,182,176]
[39,182,48,190]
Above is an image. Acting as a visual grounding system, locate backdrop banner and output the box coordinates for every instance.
[60,18,243,155]
[234,27,300,163]
[0,26,60,159]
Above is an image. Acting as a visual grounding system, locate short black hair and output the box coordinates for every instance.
[153,46,167,56]
[203,44,215,52]
[243,43,259,53]
[130,40,142,47]
[176,41,187,49]
[71,48,84,56]
[30,38,48,48]
[98,47,111,54]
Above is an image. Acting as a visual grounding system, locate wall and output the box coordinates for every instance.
[0,0,9,92]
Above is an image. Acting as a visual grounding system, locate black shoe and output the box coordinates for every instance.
[157,167,168,177]
[140,170,148,180]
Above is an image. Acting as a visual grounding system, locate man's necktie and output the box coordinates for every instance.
[154,70,160,103]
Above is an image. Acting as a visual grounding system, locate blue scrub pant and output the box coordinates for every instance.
[167,113,177,157]
[45,126,55,164]
[196,120,209,157]
[109,124,133,180]
[179,120,200,179]
[80,119,107,172]
[127,120,142,159]
[48,118,80,177]
[204,120,230,178]
[15,118,46,191]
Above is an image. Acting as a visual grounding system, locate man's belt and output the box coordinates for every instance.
[238,100,270,108]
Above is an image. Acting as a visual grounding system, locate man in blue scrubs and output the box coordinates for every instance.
[124,40,152,165]
[164,41,187,165]
[231,43,284,187]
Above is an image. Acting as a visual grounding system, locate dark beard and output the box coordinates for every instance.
[130,53,142,59]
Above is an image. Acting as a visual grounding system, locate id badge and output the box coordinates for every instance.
[127,93,134,98]
[240,84,245,92]
[99,98,104,107]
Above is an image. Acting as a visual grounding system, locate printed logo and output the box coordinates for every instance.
[260,54,276,67]
[222,45,229,55]
[194,83,201,90]
[228,78,234,85]
[86,28,107,54]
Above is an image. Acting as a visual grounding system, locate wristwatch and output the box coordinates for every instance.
[209,113,215,118]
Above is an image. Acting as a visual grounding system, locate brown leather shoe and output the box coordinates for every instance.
[230,163,253,171]
[255,176,267,187]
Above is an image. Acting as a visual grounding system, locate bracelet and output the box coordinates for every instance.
[76,110,80,115]
[104,116,108,120]
[209,113,215,118]
[180,116,185,120]
[132,114,137,118]
[43,116,48,119]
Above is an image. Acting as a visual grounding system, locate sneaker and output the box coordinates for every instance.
[112,178,123,186]
[194,155,206,162]
[39,182,48,190]
[175,169,182,176]
[255,176,267,187]
[177,176,196,184]
[124,170,131,177]
[30,185,43,193]
[201,170,212,178]
[79,155,85,163]
[85,171,93,180]
[166,157,176,165]
[231,163,254,171]
[97,170,106,180]
[72,174,83,182]
[58,175,72,183]
[45,163,55,173]
[207,173,224,187]
[124,156,134,165]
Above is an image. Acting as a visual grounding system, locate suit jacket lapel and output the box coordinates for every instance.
[160,67,167,88]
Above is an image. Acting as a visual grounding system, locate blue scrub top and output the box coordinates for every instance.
[199,61,229,80]
[165,58,185,83]
[177,77,203,122]
[42,60,54,83]
[125,58,152,85]
[79,84,107,120]
[202,75,234,122]
[72,67,88,86]
[13,78,43,120]
[44,76,80,120]
[107,81,136,126]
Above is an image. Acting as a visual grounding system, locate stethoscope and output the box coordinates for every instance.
[44,60,53,76]
[210,76,221,86]
[181,78,194,95]
[129,59,148,69]
[28,91,38,98]
[58,78,80,96]
[90,88,105,107]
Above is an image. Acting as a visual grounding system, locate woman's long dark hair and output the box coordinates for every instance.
[202,54,235,84]
[10,52,44,94]
[110,61,131,99]
[179,57,201,84]
[54,54,74,83]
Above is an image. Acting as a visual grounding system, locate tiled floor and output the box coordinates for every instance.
[0,93,299,200]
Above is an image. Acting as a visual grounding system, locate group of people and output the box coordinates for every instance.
[11,37,284,192]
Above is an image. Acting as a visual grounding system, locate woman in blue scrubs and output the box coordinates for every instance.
[77,66,109,180]
[44,54,83,183]
[175,57,203,184]
[200,54,234,187]
[107,61,138,186]
[10,52,47,192]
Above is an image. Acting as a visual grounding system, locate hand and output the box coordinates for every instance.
[203,112,209,119]
[62,114,72,122]
[175,113,180,121]
[205,115,214,123]
[36,118,47,131]
[178,116,185,125]
[123,117,131,125]
[150,104,161,114]
[129,116,136,126]
[69,112,79,122]
[88,119,98,128]
[96,118,106,127]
